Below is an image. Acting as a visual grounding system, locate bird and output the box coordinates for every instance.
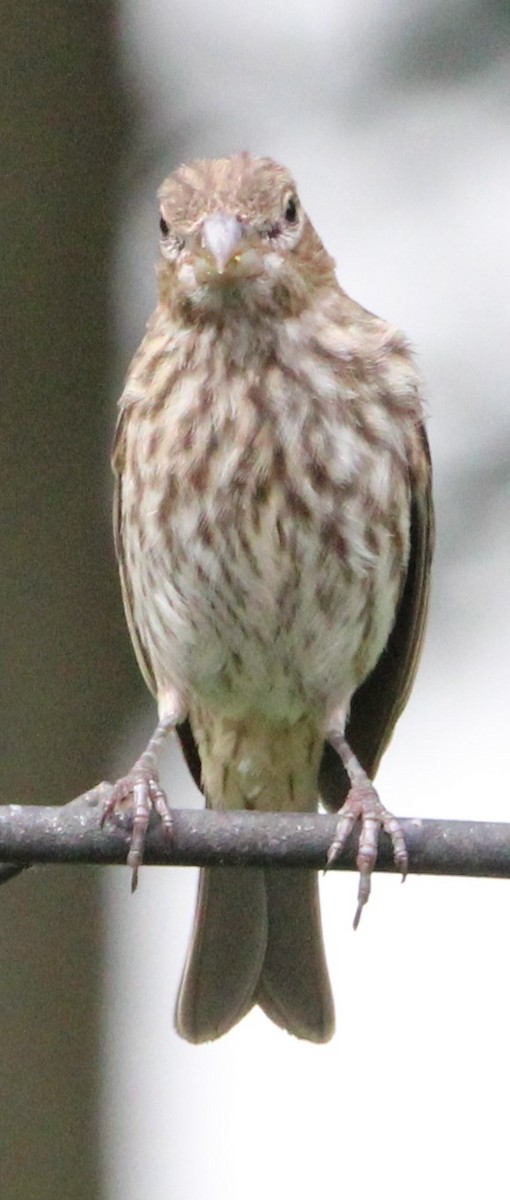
[107,153,433,1043]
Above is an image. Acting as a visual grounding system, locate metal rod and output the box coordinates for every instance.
[0,782,508,881]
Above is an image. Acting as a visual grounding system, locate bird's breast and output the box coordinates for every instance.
[119,345,412,718]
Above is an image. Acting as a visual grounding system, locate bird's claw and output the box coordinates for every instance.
[326,781,407,929]
[102,767,172,891]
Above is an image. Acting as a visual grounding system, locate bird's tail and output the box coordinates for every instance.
[175,707,334,1042]
[175,864,334,1042]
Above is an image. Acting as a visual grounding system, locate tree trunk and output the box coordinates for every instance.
[0,5,131,1197]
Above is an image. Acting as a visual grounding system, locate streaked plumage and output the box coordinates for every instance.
[110,153,433,1042]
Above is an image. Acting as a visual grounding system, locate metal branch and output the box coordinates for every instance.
[0,782,509,884]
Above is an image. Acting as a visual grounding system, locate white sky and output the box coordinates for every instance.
[103,2,510,1196]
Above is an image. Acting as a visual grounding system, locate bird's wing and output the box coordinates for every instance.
[112,407,158,697]
[319,423,434,810]
[176,715,203,790]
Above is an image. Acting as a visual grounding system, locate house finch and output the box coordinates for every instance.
[108,153,433,1043]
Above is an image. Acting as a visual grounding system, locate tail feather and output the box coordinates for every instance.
[175,866,267,1043]
[257,869,335,1042]
[176,865,334,1043]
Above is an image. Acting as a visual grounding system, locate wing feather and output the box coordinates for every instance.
[319,422,434,809]
[112,408,157,697]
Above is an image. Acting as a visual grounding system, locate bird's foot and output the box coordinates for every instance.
[325,729,407,929]
[326,780,407,928]
[102,764,172,891]
[102,714,180,888]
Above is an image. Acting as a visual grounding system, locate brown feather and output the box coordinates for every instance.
[112,408,158,697]
[319,423,433,809]
[175,429,433,809]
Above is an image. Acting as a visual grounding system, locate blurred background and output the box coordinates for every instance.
[1,1,509,1197]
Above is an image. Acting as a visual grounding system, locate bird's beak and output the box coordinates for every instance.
[201,213,244,274]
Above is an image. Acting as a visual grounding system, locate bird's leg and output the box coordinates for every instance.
[325,729,408,929]
[102,713,180,891]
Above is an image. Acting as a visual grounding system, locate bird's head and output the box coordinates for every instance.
[156,154,336,320]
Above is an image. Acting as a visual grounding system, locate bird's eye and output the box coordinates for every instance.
[159,216,185,258]
[284,195,299,224]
